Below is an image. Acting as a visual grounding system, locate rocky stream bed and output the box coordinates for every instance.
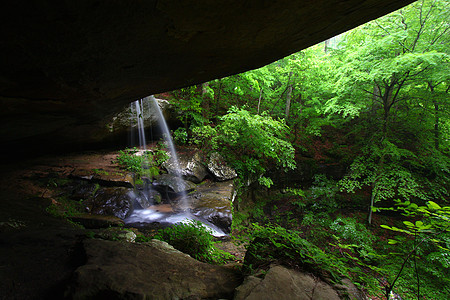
[0,149,362,299]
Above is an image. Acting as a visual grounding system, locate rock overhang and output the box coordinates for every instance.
[0,0,415,155]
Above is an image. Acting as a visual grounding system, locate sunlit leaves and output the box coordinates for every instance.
[216,107,296,187]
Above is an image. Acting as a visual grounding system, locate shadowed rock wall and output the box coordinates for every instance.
[0,0,415,155]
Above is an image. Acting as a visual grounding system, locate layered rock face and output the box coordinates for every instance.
[0,0,414,154]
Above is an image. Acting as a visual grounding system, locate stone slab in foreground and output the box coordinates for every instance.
[68,239,241,299]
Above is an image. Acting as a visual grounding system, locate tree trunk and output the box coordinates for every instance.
[201,82,210,123]
[428,83,439,150]
[381,83,394,139]
[257,88,263,114]
[368,181,376,225]
[215,79,222,116]
[285,72,293,120]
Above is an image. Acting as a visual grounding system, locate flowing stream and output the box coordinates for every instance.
[124,96,226,236]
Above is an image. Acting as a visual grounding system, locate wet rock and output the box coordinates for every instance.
[66,180,98,201]
[69,169,134,188]
[86,187,134,219]
[68,239,241,299]
[163,151,209,183]
[69,214,125,229]
[108,98,178,135]
[190,181,234,233]
[335,279,365,300]
[92,173,134,188]
[234,265,341,300]
[154,174,197,194]
[96,227,137,243]
[207,152,237,181]
[132,188,162,209]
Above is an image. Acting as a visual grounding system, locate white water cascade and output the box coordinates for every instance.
[149,95,189,211]
[124,96,226,236]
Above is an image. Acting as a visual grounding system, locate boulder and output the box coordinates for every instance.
[96,227,137,243]
[132,188,162,209]
[108,97,179,138]
[69,169,134,188]
[163,151,209,183]
[69,214,125,229]
[234,265,361,300]
[154,173,197,194]
[86,187,134,219]
[191,180,234,233]
[207,152,237,181]
[68,239,242,299]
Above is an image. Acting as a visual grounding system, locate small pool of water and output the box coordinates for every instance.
[125,208,227,237]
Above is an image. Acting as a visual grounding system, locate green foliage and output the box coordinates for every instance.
[377,199,450,299]
[154,220,234,264]
[306,174,340,212]
[163,2,450,296]
[330,217,375,259]
[190,125,218,151]
[46,196,84,220]
[246,223,349,282]
[114,147,169,180]
[170,86,207,128]
[92,168,109,176]
[216,107,296,187]
[173,128,188,145]
[115,148,145,173]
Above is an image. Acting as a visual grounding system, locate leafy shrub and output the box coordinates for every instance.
[377,200,450,299]
[154,220,233,264]
[114,147,168,179]
[153,145,170,166]
[115,148,146,173]
[245,223,348,282]
[185,107,296,188]
[330,216,375,260]
[217,107,296,187]
[173,127,188,145]
[190,125,218,152]
[305,174,340,212]
[301,212,333,245]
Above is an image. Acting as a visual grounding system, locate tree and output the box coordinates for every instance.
[329,0,450,223]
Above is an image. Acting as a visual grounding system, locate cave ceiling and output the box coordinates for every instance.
[0,0,415,154]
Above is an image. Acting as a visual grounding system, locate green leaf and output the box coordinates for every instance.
[403,221,414,228]
[428,201,442,210]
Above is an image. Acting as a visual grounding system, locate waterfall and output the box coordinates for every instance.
[148,95,189,212]
[134,99,147,150]
[132,99,153,206]
[125,96,225,236]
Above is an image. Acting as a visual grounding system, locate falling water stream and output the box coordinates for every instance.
[124,96,226,236]
[149,95,189,210]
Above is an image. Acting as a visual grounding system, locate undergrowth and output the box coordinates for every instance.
[141,220,235,264]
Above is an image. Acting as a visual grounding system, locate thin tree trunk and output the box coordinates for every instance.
[285,72,293,120]
[369,83,393,225]
[428,83,439,150]
[434,100,439,150]
[368,181,376,225]
[215,79,222,116]
[257,88,263,114]
[201,82,210,124]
